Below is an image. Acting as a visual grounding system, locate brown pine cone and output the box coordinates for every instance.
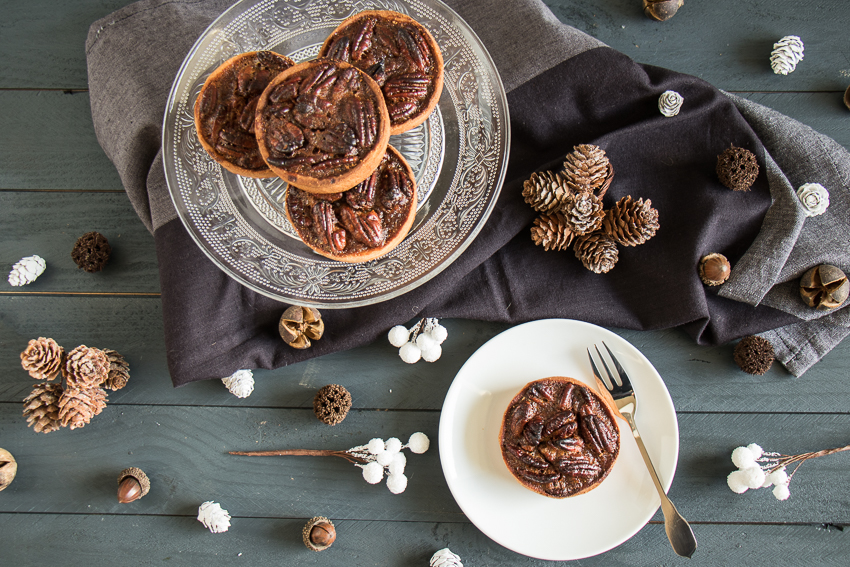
[522,171,570,213]
[716,146,759,191]
[313,384,352,426]
[563,192,605,235]
[562,144,614,196]
[530,212,575,251]
[603,196,660,247]
[23,383,64,433]
[574,233,619,274]
[71,231,111,273]
[62,345,109,389]
[20,337,65,381]
[102,349,130,391]
[58,388,108,430]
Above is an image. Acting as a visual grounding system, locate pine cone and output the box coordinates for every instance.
[563,192,605,235]
[20,337,65,381]
[562,144,613,196]
[57,387,108,430]
[62,345,109,389]
[770,35,804,75]
[102,349,130,391]
[716,146,759,192]
[603,196,660,247]
[522,171,570,213]
[8,255,46,287]
[574,233,619,274]
[530,212,575,251]
[71,231,111,273]
[23,383,64,433]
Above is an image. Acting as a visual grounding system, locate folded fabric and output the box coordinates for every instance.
[86,0,848,386]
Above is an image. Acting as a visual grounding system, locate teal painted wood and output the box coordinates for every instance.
[0,91,123,190]
[0,0,136,89]
[3,297,850,413]
[0,192,159,292]
[3,405,850,524]
[0,517,848,566]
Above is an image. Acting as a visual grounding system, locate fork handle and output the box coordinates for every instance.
[623,411,697,558]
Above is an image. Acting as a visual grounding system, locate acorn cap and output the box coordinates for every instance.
[303,516,336,551]
[117,467,150,502]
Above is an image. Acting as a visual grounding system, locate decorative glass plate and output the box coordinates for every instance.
[162,0,510,307]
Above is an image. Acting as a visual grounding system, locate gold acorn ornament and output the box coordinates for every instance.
[279,306,324,349]
[0,449,17,492]
[643,0,683,21]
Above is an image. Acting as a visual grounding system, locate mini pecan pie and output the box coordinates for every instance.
[320,10,444,135]
[285,145,416,262]
[255,58,390,193]
[500,377,620,498]
[194,51,295,177]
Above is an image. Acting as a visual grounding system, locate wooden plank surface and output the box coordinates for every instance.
[3,0,850,564]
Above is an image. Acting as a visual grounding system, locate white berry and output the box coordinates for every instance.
[384,437,402,454]
[421,345,442,362]
[731,446,756,469]
[386,473,408,494]
[376,451,395,467]
[741,466,766,489]
[415,333,437,352]
[362,462,384,484]
[773,483,791,500]
[407,432,430,454]
[428,324,448,344]
[367,438,385,455]
[389,453,407,476]
[399,342,422,364]
[727,470,749,494]
[746,443,764,460]
[388,325,410,347]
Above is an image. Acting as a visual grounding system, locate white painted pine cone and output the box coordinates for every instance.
[770,35,804,75]
[8,255,46,286]
[430,548,463,567]
[796,183,829,217]
[658,90,683,117]
[197,501,231,533]
[222,369,254,398]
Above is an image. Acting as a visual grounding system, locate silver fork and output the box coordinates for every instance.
[588,342,697,558]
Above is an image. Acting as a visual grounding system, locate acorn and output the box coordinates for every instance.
[643,0,683,21]
[799,265,849,311]
[117,467,150,503]
[303,516,336,551]
[0,449,17,492]
[844,85,850,111]
[699,253,731,286]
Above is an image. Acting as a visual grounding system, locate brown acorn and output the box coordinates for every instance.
[303,516,336,551]
[643,0,683,21]
[117,467,150,503]
[699,253,731,286]
[844,85,850,111]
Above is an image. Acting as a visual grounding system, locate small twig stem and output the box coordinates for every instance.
[228,449,369,464]
[765,444,850,476]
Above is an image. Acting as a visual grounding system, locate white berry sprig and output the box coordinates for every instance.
[388,318,448,363]
[229,432,430,494]
[727,442,850,501]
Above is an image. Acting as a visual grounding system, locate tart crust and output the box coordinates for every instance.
[194,51,295,178]
[285,145,417,263]
[499,376,620,499]
[255,58,390,194]
[320,10,444,135]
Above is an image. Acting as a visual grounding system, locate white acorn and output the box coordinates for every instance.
[770,35,804,75]
[8,255,46,286]
[221,369,254,398]
[197,501,231,533]
[430,548,463,567]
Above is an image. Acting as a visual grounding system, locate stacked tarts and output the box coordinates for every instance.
[194,11,443,263]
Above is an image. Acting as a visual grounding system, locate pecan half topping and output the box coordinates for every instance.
[500,377,619,498]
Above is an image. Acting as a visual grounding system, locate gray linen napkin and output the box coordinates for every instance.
[86,0,849,379]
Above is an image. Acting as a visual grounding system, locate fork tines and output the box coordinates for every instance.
[587,342,633,395]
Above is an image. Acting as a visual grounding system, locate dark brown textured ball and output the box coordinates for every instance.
[716,146,759,191]
[733,335,775,375]
[71,232,111,272]
[313,384,352,426]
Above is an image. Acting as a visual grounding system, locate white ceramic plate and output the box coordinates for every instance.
[439,319,679,561]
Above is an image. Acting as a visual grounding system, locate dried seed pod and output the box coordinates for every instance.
[117,467,150,503]
[279,306,324,348]
[0,448,17,492]
[844,86,850,111]
[71,231,111,273]
[643,0,684,21]
[733,335,775,375]
[303,516,336,551]
[799,265,849,311]
[313,384,352,425]
[716,146,759,192]
[699,253,731,286]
